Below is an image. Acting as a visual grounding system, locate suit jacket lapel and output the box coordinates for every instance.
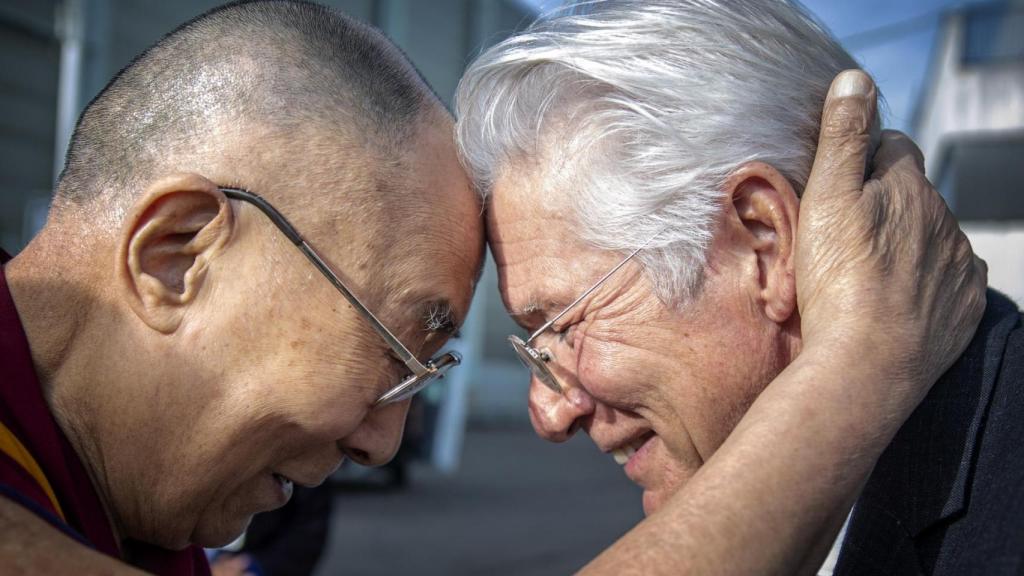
[836,290,1019,574]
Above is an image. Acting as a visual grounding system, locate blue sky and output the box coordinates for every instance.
[516,0,995,133]
[801,0,992,132]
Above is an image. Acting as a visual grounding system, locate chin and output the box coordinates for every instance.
[642,489,670,516]
[639,469,695,516]
[191,514,253,549]
[637,457,696,517]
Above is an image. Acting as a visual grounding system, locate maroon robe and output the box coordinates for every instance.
[0,249,210,576]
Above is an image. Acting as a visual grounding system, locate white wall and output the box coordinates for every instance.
[963,222,1024,307]
[915,12,1024,178]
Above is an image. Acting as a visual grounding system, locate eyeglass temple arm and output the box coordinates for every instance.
[526,235,659,344]
[219,187,430,376]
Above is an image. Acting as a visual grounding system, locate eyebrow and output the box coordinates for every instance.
[421,300,459,336]
[509,299,566,330]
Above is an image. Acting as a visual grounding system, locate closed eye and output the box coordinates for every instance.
[556,322,578,348]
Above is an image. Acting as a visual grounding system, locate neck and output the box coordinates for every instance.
[784,314,804,362]
[6,240,83,385]
[4,237,126,547]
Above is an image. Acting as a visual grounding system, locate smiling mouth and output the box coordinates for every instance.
[272,473,294,492]
[611,431,656,466]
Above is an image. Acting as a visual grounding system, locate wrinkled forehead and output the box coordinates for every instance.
[400,134,482,293]
[486,152,579,247]
[289,222,480,357]
[368,139,485,334]
[382,217,483,329]
[487,165,623,322]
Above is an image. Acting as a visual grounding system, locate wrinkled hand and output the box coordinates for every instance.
[796,70,987,402]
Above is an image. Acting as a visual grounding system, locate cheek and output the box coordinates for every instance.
[126,426,263,548]
[575,327,666,404]
[575,334,625,393]
[656,326,782,459]
[262,374,376,441]
[254,340,393,437]
[697,344,780,442]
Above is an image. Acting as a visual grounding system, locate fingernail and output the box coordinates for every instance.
[832,70,872,98]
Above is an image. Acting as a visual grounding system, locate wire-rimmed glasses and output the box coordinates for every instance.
[219,186,459,407]
[508,243,650,395]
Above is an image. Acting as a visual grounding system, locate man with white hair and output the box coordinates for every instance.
[457,0,1021,573]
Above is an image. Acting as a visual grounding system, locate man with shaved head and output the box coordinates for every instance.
[0,0,987,575]
[0,2,482,574]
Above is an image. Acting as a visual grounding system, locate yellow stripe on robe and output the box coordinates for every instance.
[0,420,66,522]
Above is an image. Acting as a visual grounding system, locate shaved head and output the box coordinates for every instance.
[54,0,442,223]
[33,0,483,375]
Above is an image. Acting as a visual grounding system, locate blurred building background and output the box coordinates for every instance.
[914,1,1024,305]
[792,0,1024,305]
[1,1,1022,575]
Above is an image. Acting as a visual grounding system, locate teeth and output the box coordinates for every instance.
[612,445,637,465]
[611,436,651,466]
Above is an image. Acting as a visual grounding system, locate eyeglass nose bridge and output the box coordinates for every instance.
[373,351,462,407]
[508,335,563,394]
[521,333,555,363]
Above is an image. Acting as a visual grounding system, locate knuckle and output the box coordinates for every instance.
[880,129,909,146]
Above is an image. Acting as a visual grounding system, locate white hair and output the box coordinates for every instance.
[455,0,877,304]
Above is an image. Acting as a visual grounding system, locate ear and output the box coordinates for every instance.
[722,162,800,324]
[118,174,233,333]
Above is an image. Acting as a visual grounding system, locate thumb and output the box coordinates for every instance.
[804,69,879,203]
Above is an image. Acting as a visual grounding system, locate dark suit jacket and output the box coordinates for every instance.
[835,290,1024,575]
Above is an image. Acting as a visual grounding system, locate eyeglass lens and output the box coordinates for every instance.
[377,353,460,405]
[508,335,562,394]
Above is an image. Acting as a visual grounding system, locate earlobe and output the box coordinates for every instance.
[119,174,233,333]
[725,162,800,324]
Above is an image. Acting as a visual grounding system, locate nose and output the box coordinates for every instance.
[338,399,411,467]
[527,376,596,443]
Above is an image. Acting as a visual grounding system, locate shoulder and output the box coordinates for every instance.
[0,493,145,575]
[935,301,1024,572]
[836,291,1024,575]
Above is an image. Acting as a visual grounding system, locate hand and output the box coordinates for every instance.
[795,69,987,405]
